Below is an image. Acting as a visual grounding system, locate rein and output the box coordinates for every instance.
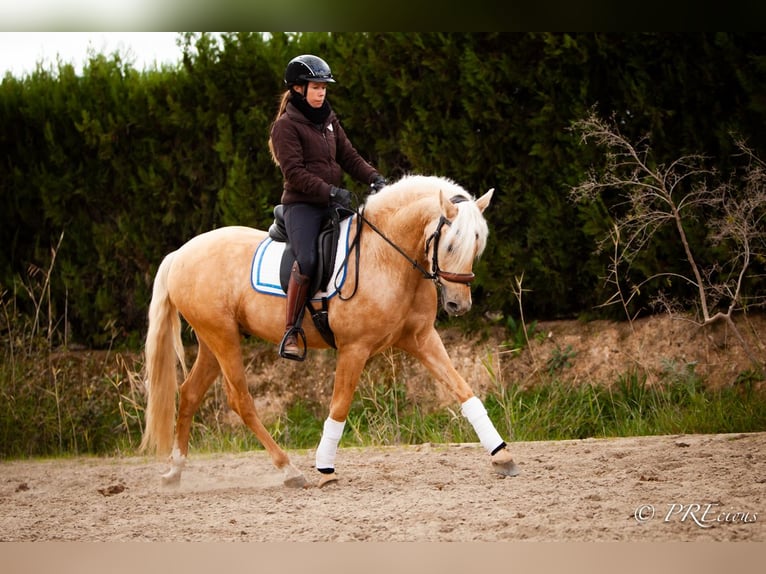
[335,194,474,301]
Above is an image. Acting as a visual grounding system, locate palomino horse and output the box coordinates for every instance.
[141,174,519,487]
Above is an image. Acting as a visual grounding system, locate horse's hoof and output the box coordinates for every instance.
[284,474,308,488]
[161,450,186,486]
[491,447,520,477]
[161,470,182,487]
[317,473,339,488]
[282,464,308,488]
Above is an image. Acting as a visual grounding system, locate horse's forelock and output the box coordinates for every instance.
[445,199,489,267]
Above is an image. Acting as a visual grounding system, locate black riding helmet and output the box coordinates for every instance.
[284,54,336,86]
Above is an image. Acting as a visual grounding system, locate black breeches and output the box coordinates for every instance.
[283,202,329,278]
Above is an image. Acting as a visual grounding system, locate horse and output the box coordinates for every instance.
[140,174,519,488]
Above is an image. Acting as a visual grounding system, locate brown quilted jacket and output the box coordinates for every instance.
[270,102,379,205]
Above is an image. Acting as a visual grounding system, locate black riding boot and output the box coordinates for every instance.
[280,262,311,361]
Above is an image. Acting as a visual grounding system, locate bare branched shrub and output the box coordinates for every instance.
[571,111,765,369]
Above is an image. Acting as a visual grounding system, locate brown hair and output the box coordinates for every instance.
[268,90,291,166]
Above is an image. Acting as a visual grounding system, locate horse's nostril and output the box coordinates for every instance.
[445,301,461,315]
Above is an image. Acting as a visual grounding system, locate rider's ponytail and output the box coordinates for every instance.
[268,90,291,166]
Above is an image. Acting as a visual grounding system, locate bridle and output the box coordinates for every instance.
[423,195,476,285]
[336,194,475,301]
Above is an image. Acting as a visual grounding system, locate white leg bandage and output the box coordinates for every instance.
[315,417,346,472]
[461,396,505,454]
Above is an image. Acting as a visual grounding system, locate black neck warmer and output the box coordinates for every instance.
[290,88,332,125]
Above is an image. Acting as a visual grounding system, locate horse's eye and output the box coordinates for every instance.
[447,243,454,253]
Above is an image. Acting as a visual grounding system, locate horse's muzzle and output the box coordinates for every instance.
[443,296,472,316]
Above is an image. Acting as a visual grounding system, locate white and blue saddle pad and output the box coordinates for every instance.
[250,215,354,300]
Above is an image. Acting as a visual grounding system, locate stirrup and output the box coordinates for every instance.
[279,327,307,361]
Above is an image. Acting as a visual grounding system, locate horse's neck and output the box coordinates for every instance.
[364,200,436,257]
[357,200,441,289]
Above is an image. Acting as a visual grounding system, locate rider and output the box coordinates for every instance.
[268,54,387,360]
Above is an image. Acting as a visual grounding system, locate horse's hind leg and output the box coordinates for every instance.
[208,330,307,488]
[162,339,221,485]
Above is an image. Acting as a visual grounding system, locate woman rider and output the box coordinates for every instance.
[268,54,387,360]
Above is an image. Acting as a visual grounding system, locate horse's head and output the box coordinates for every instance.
[429,186,494,316]
[363,175,493,316]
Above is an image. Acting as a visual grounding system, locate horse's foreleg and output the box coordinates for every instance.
[399,327,519,477]
[461,396,519,476]
[161,340,221,486]
[315,345,369,485]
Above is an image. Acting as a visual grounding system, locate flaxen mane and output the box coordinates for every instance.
[365,175,489,270]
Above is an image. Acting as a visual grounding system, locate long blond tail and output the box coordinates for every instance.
[140,251,187,455]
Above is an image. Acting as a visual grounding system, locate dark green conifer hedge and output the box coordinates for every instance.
[2,33,765,346]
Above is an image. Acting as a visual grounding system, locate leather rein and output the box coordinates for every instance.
[336,194,475,301]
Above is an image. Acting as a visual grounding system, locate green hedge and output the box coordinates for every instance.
[2,32,766,347]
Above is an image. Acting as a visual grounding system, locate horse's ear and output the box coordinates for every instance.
[475,188,494,213]
[440,190,459,219]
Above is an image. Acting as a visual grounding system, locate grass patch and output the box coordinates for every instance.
[3,351,766,458]
[2,321,765,457]
[486,371,766,441]
[0,349,145,458]
[334,368,766,448]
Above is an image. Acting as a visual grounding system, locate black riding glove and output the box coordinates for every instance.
[370,174,388,193]
[330,186,353,209]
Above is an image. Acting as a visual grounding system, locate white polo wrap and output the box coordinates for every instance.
[461,396,505,454]
[315,417,346,471]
